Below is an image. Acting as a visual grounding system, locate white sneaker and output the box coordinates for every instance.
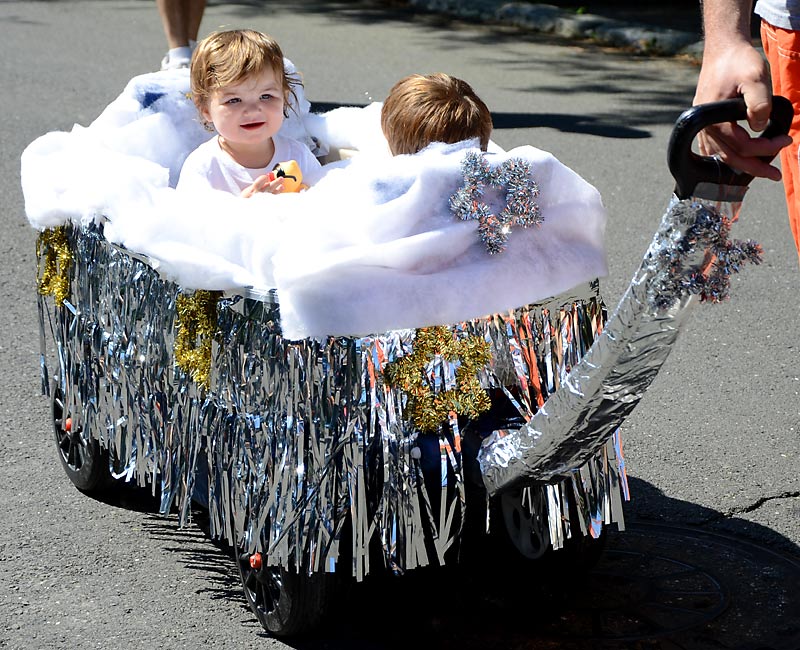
[160,46,192,71]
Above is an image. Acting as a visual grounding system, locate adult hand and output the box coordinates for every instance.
[694,40,791,180]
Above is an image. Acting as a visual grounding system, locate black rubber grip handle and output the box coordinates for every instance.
[668,95,793,199]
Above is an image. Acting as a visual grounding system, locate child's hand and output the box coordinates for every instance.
[241,174,285,198]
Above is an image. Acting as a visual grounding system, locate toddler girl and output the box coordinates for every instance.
[177,29,321,197]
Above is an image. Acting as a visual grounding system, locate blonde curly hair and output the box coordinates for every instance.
[190,29,300,119]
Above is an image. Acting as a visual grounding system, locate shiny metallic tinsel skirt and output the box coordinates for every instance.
[38,224,627,578]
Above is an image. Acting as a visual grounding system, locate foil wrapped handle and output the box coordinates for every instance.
[668,95,793,200]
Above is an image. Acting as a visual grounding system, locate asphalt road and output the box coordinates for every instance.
[1,1,798,649]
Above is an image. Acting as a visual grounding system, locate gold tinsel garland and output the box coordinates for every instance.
[174,290,221,388]
[36,227,72,307]
[384,326,492,432]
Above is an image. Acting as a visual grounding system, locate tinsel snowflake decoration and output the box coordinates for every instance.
[648,204,763,311]
[383,326,492,432]
[449,151,542,254]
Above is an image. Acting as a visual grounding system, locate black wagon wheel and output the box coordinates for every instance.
[237,550,333,637]
[498,487,551,560]
[490,487,608,581]
[51,383,110,493]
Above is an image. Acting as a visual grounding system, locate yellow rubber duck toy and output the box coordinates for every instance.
[267,160,307,192]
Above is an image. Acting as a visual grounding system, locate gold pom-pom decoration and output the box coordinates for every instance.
[384,326,492,432]
[174,290,221,389]
[36,227,73,307]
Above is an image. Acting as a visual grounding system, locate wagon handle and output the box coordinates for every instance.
[668,95,793,200]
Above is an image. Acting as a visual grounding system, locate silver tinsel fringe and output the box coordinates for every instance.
[479,195,751,494]
[39,224,628,578]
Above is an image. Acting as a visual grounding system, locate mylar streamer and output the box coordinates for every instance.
[39,224,624,578]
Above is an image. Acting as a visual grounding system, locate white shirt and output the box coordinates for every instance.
[755,0,800,30]
[177,134,322,195]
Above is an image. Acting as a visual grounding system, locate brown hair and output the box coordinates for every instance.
[190,29,300,118]
[380,73,493,155]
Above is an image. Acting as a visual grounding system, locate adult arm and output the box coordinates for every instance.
[694,0,790,179]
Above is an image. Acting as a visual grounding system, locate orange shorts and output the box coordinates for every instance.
[761,20,800,258]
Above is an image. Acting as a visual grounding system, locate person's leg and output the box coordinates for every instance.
[185,0,206,44]
[156,0,193,69]
[157,0,189,48]
[761,20,800,260]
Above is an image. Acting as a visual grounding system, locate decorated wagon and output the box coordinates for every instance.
[22,68,791,636]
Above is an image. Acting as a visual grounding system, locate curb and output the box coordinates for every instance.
[405,1,705,59]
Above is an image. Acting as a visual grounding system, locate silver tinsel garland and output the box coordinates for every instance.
[449,151,542,253]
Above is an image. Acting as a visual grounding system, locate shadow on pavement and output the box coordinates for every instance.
[492,110,652,138]
[130,475,800,650]
[202,0,701,136]
[310,101,653,138]
[625,476,800,558]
